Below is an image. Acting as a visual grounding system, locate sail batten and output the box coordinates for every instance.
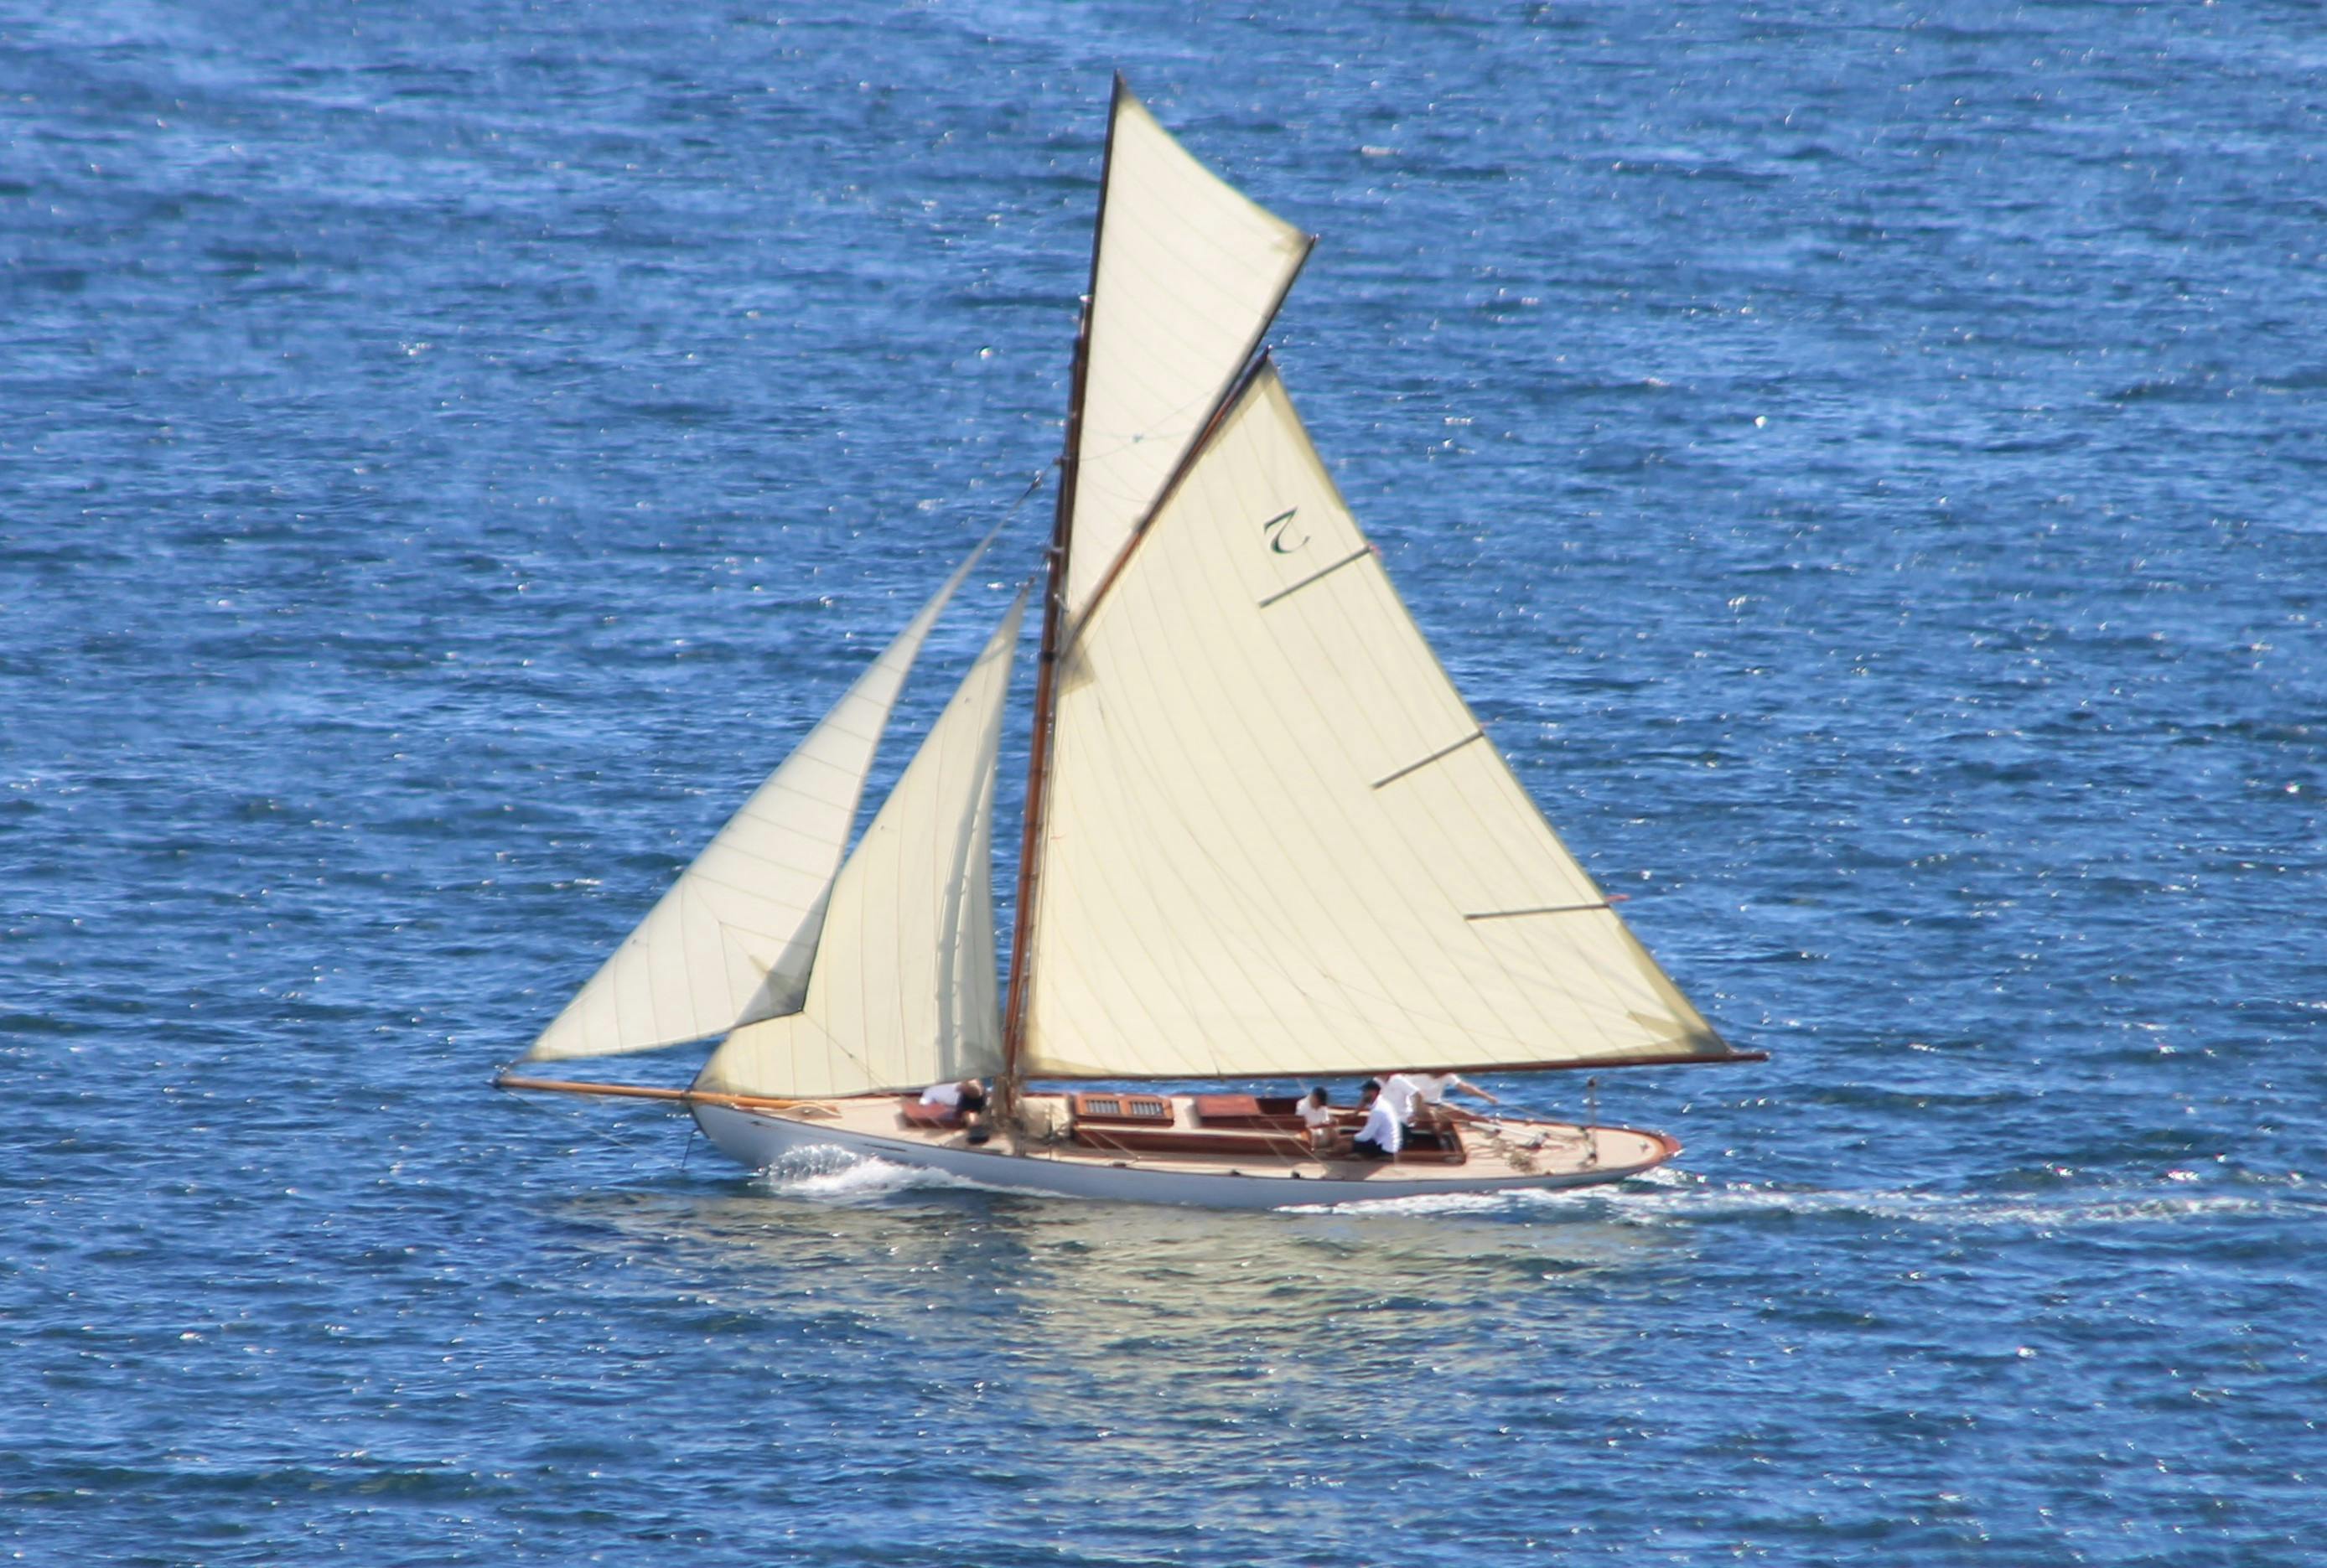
[1464,903,1614,921]
[1020,362,1735,1082]
[522,527,1000,1063]
[1254,547,1371,611]
[1373,731,1489,790]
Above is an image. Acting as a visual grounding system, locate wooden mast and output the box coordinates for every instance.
[999,75,1127,1114]
[1001,82,1323,1115]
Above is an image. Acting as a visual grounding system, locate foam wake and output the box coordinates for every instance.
[1278,1183,1623,1219]
[752,1146,972,1204]
[1599,1168,2291,1230]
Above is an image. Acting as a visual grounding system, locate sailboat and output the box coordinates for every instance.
[497,79,1764,1208]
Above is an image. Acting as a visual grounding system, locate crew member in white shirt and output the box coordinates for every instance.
[920,1078,990,1141]
[1377,1072,1425,1127]
[1349,1080,1402,1162]
[1296,1086,1340,1155]
[1402,1069,1500,1128]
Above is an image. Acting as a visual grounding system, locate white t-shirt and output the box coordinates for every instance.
[1298,1099,1335,1131]
[1408,1073,1460,1105]
[1356,1100,1403,1153]
[920,1082,964,1109]
[1379,1074,1424,1123]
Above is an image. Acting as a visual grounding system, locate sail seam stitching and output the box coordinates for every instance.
[1371,730,1487,789]
[1256,546,1371,609]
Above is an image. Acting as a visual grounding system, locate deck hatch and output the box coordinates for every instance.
[1070,1091,1175,1125]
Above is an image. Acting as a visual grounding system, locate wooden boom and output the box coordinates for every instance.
[493,1074,837,1115]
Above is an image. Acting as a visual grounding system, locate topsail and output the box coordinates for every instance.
[1060,79,1312,618]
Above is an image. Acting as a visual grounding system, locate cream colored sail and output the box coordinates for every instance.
[1021,363,1734,1080]
[1061,80,1311,619]
[526,531,998,1062]
[697,591,1025,1100]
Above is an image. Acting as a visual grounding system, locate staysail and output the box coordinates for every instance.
[525,529,998,1062]
[696,590,1026,1100]
[1060,78,1312,618]
[1019,361,1737,1080]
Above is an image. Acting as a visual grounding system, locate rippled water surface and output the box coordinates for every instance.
[6,2,2324,1563]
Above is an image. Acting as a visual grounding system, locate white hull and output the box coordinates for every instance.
[691,1098,1677,1211]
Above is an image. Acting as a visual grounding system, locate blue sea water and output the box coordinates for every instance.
[5,1,2324,1562]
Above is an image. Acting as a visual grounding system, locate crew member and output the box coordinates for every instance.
[920,1078,990,1141]
[1349,1080,1402,1162]
[1403,1070,1500,1127]
[1297,1086,1340,1155]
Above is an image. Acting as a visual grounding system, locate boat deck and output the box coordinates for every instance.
[773,1090,1672,1187]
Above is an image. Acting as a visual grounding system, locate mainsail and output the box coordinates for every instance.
[697,591,1025,1100]
[1018,361,1735,1080]
[1060,78,1312,618]
[525,529,998,1062]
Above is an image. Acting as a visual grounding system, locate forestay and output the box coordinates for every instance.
[525,530,998,1062]
[1060,80,1311,620]
[1021,362,1735,1080]
[697,591,1025,1100]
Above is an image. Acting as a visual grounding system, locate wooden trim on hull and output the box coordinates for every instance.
[687,1103,1678,1212]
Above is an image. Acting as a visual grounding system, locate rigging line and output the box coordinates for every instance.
[1066,382,1221,469]
[999,466,1049,518]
